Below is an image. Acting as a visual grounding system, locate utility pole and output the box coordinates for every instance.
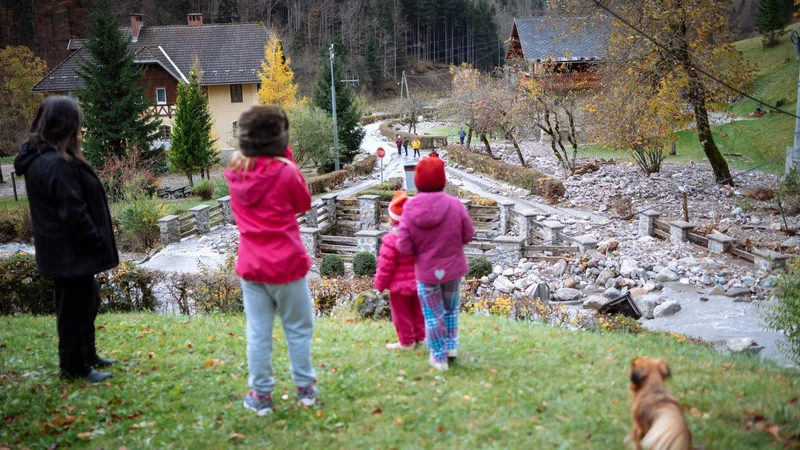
[399,71,410,99]
[330,44,340,171]
[790,31,800,174]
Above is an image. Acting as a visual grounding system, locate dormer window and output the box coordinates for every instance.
[156,87,167,105]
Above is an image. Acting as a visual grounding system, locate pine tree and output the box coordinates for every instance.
[257,34,301,109]
[217,0,240,23]
[757,0,790,46]
[169,66,217,186]
[365,37,380,93]
[78,0,160,168]
[312,38,365,172]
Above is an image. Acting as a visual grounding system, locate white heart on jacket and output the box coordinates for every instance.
[434,269,445,280]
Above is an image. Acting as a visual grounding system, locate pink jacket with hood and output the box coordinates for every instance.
[396,191,475,284]
[224,148,312,284]
[374,228,417,296]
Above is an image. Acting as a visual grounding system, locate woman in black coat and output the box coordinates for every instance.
[13,96,119,383]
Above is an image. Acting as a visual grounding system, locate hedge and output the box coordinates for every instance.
[446,145,562,195]
[305,156,377,195]
[0,254,159,315]
[346,155,377,177]
[378,119,448,150]
[360,113,400,126]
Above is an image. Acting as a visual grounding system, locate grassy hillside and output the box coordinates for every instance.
[581,25,800,174]
[1,313,798,449]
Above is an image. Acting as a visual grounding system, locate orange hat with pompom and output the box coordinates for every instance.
[388,190,409,224]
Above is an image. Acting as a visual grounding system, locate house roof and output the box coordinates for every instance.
[33,23,269,92]
[510,17,610,62]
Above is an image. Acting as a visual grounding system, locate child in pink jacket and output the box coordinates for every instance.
[224,106,318,416]
[397,155,475,371]
[374,191,425,350]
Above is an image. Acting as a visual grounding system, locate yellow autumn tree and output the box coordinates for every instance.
[257,34,301,109]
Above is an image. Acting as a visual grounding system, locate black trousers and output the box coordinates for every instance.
[54,275,100,377]
[413,149,420,157]
[403,145,408,156]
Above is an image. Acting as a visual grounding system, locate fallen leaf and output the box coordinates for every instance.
[395,417,402,425]
[147,352,154,359]
[372,408,382,415]
[77,432,92,439]
[463,395,470,401]
[229,433,246,440]
[97,408,106,414]
[765,425,780,439]
[438,426,445,433]
[230,374,240,380]
[208,336,215,342]
[736,392,745,399]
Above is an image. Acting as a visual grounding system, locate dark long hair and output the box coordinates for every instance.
[26,96,87,163]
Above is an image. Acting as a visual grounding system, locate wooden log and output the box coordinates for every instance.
[687,232,708,245]
[526,245,579,253]
[319,244,359,252]
[180,230,197,239]
[653,228,670,239]
[469,213,501,220]
[320,236,358,244]
[730,247,755,262]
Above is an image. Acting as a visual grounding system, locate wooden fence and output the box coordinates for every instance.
[336,199,360,228]
[319,235,359,260]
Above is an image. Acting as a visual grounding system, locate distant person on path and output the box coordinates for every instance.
[458,127,466,145]
[374,191,425,350]
[402,137,409,156]
[395,135,403,156]
[412,137,421,158]
[225,106,318,416]
[14,96,119,383]
[397,154,475,371]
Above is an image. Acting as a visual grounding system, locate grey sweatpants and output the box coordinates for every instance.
[241,277,317,395]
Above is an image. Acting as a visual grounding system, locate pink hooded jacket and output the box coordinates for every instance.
[374,228,417,296]
[396,191,475,285]
[224,149,312,284]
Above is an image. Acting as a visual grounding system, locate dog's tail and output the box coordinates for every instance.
[641,408,691,450]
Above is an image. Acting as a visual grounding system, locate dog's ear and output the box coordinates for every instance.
[658,359,671,379]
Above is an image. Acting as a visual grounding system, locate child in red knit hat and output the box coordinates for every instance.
[374,191,426,350]
[397,155,475,371]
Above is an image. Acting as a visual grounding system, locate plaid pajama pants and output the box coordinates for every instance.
[417,279,461,364]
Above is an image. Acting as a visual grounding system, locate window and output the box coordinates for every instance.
[230,84,243,103]
[156,87,167,105]
[232,121,238,137]
[66,91,77,99]
[159,125,171,140]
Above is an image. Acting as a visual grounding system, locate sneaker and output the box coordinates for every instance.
[297,385,320,407]
[243,391,273,416]
[416,340,427,348]
[429,357,449,371]
[447,349,457,359]
[386,342,415,350]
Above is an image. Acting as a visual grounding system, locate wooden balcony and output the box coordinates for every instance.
[531,72,601,91]
[150,104,175,118]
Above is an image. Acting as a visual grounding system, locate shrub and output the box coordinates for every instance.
[320,254,345,278]
[761,260,800,363]
[467,258,493,279]
[0,254,159,315]
[192,179,215,200]
[0,204,33,243]
[447,145,551,193]
[115,195,166,253]
[213,176,229,197]
[306,170,349,195]
[346,156,377,177]
[97,145,158,201]
[746,186,775,202]
[778,166,800,214]
[596,314,646,334]
[309,277,374,316]
[353,252,377,277]
[537,177,566,204]
[378,119,448,149]
[630,145,667,174]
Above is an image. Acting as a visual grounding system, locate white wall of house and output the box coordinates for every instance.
[207,83,259,152]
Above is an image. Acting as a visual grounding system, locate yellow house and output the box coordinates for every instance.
[32,13,268,154]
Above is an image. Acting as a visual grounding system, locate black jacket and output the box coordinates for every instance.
[14,143,119,277]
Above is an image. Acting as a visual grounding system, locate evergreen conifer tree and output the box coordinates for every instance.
[365,37,379,93]
[169,66,216,186]
[78,0,160,168]
[258,34,301,109]
[757,0,790,46]
[217,0,240,23]
[312,38,365,171]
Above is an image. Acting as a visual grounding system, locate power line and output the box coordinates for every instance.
[593,0,800,121]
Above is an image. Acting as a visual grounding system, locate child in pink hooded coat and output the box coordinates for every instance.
[224,106,318,416]
[397,155,474,371]
[374,191,425,350]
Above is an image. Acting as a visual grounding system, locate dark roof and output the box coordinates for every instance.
[34,23,269,92]
[511,17,610,62]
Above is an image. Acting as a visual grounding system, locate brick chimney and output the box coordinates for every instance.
[187,13,203,26]
[130,14,143,42]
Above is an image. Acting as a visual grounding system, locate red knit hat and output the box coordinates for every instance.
[389,191,408,224]
[414,154,446,192]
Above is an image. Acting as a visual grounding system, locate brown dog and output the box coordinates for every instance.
[629,357,691,450]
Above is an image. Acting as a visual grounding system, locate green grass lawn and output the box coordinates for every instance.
[0,156,15,165]
[1,313,798,449]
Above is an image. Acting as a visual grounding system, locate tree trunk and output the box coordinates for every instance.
[466,119,474,148]
[187,173,194,187]
[480,133,492,156]
[690,84,733,186]
[506,129,525,165]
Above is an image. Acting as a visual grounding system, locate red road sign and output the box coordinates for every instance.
[377,147,385,158]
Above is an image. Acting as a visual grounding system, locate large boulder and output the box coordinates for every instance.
[354,291,391,320]
[603,287,622,299]
[635,294,665,320]
[555,287,582,302]
[725,338,764,354]
[583,295,610,310]
[656,268,679,283]
[493,276,516,293]
[620,259,639,278]
[596,268,616,286]
[653,300,681,318]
